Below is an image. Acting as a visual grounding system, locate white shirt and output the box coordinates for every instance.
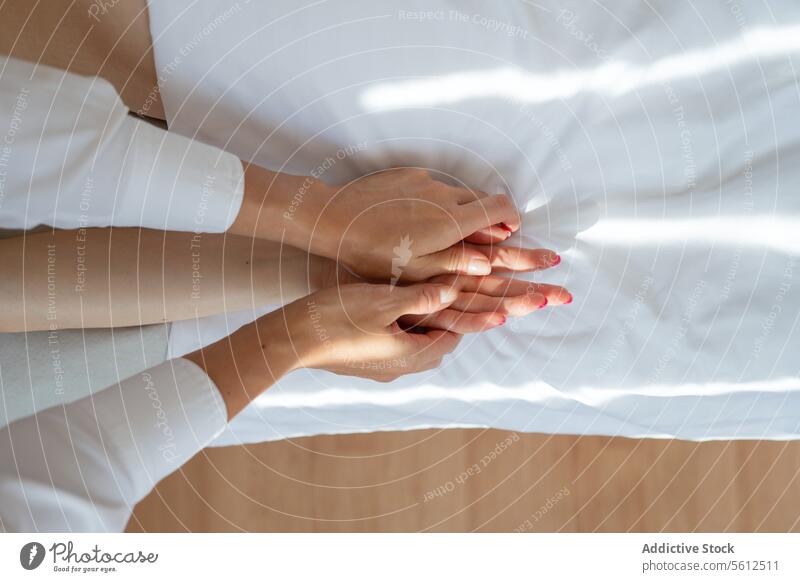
[0,358,227,532]
[0,56,244,233]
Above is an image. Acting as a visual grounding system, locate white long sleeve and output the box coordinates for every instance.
[0,56,244,232]
[0,358,227,532]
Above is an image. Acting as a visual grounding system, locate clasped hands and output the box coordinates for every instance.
[222,165,572,384]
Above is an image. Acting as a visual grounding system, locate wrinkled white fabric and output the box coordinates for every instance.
[150,0,800,442]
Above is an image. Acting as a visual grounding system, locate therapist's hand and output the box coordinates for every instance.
[280,282,462,381]
[232,165,524,281]
[185,281,462,418]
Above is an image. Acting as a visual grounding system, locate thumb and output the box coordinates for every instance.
[384,284,459,323]
[412,245,491,279]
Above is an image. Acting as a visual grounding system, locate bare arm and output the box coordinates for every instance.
[0,228,332,332]
[0,1,563,289]
[0,281,461,531]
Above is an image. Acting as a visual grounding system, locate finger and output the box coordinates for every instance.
[469,245,561,272]
[449,185,490,205]
[534,283,573,306]
[464,225,512,245]
[451,291,548,315]
[383,283,459,322]
[400,309,507,334]
[470,280,572,306]
[458,194,521,234]
[433,274,572,306]
[411,244,492,279]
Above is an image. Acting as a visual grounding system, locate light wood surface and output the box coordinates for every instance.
[128,429,800,532]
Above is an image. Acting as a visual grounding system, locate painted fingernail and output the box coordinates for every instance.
[468,257,491,275]
[499,222,513,233]
[564,294,573,305]
[551,254,561,266]
[538,297,549,309]
[497,315,507,326]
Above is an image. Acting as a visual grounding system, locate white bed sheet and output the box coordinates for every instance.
[149,0,800,443]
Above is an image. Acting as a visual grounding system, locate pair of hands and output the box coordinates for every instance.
[236,166,571,382]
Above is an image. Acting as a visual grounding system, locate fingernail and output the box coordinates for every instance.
[499,222,513,233]
[551,254,561,266]
[440,287,458,303]
[497,315,507,326]
[468,257,491,275]
[564,294,573,305]
[526,293,547,309]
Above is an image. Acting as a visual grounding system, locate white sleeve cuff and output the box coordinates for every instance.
[0,358,227,532]
[0,56,245,233]
[115,117,245,233]
[87,357,228,505]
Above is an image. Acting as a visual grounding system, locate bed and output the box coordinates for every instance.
[148,0,800,443]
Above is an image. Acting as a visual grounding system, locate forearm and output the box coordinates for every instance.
[0,0,163,119]
[184,310,301,419]
[0,228,329,332]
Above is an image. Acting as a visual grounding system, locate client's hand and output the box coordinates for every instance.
[278,282,462,382]
[312,249,572,335]
[234,165,526,282]
[398,273,572,333]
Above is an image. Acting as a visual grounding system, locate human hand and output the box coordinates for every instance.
[310,168,525,281]
[311,242,571,334]
[397,273,572,334]
[277,282,463,382]
[236,165,526,282]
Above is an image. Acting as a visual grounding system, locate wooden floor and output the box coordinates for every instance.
[128,429,800,532]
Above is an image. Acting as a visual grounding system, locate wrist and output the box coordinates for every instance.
[231,163,331,254]
[271,293,331,371]
[184,308,302,419]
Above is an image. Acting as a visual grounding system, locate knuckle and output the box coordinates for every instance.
[494,247,513,264]
[445,247,463,273]
[495,194,513,210]
[419,286,440,312]
[463,188,484,203]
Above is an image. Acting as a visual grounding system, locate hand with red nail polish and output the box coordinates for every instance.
[397,273,571,334]
[316,236,572,334]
